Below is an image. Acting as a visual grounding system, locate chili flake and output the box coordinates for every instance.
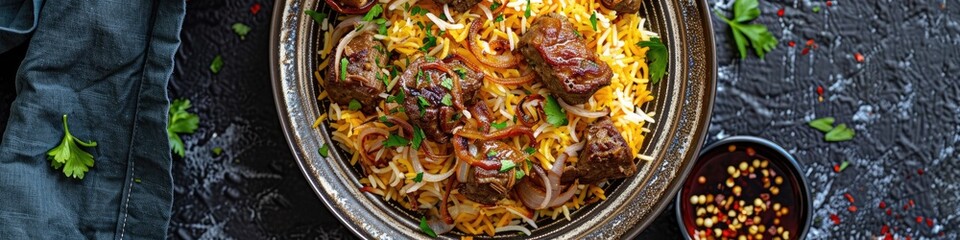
[777,8,785,17]
[830,213,840,225]
[827,1,833,7]
[806,39,815,46]
[885,208,892,216]
[816,86,824,96]
[833,164,840,173]
[802,47,810,55]
[879,201,886,209]
[848,206,857,212]
[250,3,262,15]
[926,218,934,227]
[881,224,889,234]
[916,216,923,223]
[917,168,924,175]
[788,41,796,47]
[854,52,865,62]
[844,193,855,203]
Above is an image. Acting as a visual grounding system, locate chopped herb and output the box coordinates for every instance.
[495,14,505,23]
[384,134,410,147]
[451,112,462,121]
[825,124,855,142]
[490,2,501,11]
[543,95,568,126]
[637,37,668,84]
[524,147,536,155]
[515,169,525,179]
[387,90,406,104]
[413,172,424,182]
[340,58,349,81]
[304,10,327,24]
[410,6,425,16]
[134,178,142,183]
[212,147,223,156]
[441,77,454,90]
[363,4,384,22]
[168,99,200,158]
[419,216,438,237]
[525,0,532,17]
[412,126,425,150]
[838,161,850,172]
[231,23,251,40]
[348,99,362,111]
[491,121,507,130]
[420,27,438,52]
[590,11,598,31]
[441,94,452,106]
[714,0,778,58]
[318,143,330,157]
[453,68,468,79]
[812,6,821,13]
[379,115,389,123]
[487,150,497,158]
[47,115,97,179]
[499,160,516,172]
[210,55,223,74]
[417,96,430,117]
[808,117,835,132]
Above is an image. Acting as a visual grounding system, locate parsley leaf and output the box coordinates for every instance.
[412,126,425,150]
[714,0,778,58]
[524,147,536,155]
[525,0,532,17]
[348,99,362,111]
[363,4,384,22]
[637,37,668,84]
[838,161,850,172]
[232,23,251,40]
[490,2,501,11]
[413,172,424,182]
[491,121,507,130]
[384,134,410,147]
[808,117,835,132]
[417,96,430,117]
[515,169,525,179]
[543,95,568,126]
[590,11,598,31]
[441,94,453,106]
[420,27,438,52]
[441,77,454,90]
[495,14,505,23]
[499,160,516,172]
[825,124,855,142]
[47,115,97,179]
[419,216,438,237]
[168,99,200,158]
[487,150,497,158]
[304,10,328,24]
[318,143,330,157]
[210,55,223,74]
[340,58,349,81]
[212,147,223,156]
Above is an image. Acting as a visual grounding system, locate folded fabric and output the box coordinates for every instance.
[0,0,184,239]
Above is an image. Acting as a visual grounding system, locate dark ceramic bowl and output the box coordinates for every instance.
[675,136,813,239]
[271,0,717,238]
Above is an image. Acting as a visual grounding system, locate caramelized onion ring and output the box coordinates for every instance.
[467,20,519,69]
[455,126,537,148]
[516,94,546,127]
[452,135,501,170]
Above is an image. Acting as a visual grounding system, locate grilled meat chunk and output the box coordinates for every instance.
[400,57,483,143]
[601,0,642,14]
[561,117,636,184]
[432,0,483,12]
[325,31,387,114]
[519,13,613,105]
[460,141,523,205]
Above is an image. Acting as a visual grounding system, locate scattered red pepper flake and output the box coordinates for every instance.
[854,52,864,62]
[881,224,889,234]
[802,47,811,55]
[788,41,796,47]
[909,199,915,208]
[879,201,886,209]
[806,39,815,46]
[917,168,924,175]
[833,164,841,172]
[844,193,855,203]
[884,233,893,240]
[816,86,824,96]
[250,3,262,15]
[916,216,923,223]
[827,1,833,7]
[848,205,858,212]
[906,236,912,240]
[926,218,934,227]
[885,208,892,216]
[830,213,841,225]
[777,8,785,17]
[746,147,756,156]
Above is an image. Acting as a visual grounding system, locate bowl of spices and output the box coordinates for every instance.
[676,136,812,239]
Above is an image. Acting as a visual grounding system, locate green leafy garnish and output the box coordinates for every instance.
[441,77,454,90]
[812,6,821,13]
[413,172,424,183]
[495,14,505,23]
[412,126,425,150]
[499,160,516,172]
[340,58,349,81]
[47,115,97,179]
[348,99,362,111]
[714,0,778,58]
[417,96,430,117]
[420,25,439,52]
[515,169,525,179]
[543,95,568,126]
[134,178,142,183]
[212,147,223,156]
[419,216,438,237]
[363,4,384,22]
[490,2,501,11]
[168,99,200,158]
[838,161,850,172]
[386,90,406,104]
[637,37,668,84]
[384,134,410,147]
[491,121,507,130]
[210,55,223,74]
[232,23,251,40]
[825,124,855,142]
[441,94,452,106]
[304,10,328,24]
[318,143,330,157]
[525,0,532,17]
[453,68,468,79]
[524,147,536,155]
[487,150,497,158]
[808,117,835,132]
[590,11,598,31]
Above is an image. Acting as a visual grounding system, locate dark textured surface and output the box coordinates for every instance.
[1,0,958,239]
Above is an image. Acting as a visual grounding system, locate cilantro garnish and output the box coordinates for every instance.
[524,147,536,155]
[318,143,330,157]
[417,96,430,117]
[490,2,501,11]
[340,58,349,81]
[491,121,507,130]
[412,126,425,150]
[543,95,568,126]
[212,147,223,156]
[420,26,438,52]
[419,216,438,237]
[168,99,200,158]
[525,0,533,17]
[47,115,97,179]
[413,172,424,182]
[495,14,505,23]
[487,150,497,158]
[304,10,327,24]
[637,37,668,84]
[363,4,383,22]
[499,160,516,172]
[515,169,525,179]
[348,99,362,111]
[808,117,835,132]
[590,11,598,31]
[825,124,855,142]
[232,23,251,40]
[440,77,453,90]
[714,0,778,58]
[384,134,410,147]
[441,94,452,106]
[838,161,850,172]
[210,55,223,74]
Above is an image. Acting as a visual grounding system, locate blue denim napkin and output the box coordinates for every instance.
[0,0,184,238]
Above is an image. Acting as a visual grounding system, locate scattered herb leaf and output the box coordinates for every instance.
[168,99,200,158]
[500,160,516,172]
[412,126,425,150]
[363,4,384,22]
[232,23,251,40]
[838,161,850,172]
[825,124,855,142]
[318,143,330,157]
[543,95,568,126]
[441,77,453,90]
[47,115,97,179]
[417,96,430,117]
[340,58,349,81]
[590,11,599,31]
[524,147,536,155]
[490,2,501,11]
[419,216,438,237]
[487,150,497,158]
[304,10,328,24]
[413,172,424,182]
[637,37,668,84]
[515,169,525,179]
[441,94,452,106]
[210,55,223,74]
[808,117,835,132]
[212,147,223,156]
[348,99,362,111]
[384,134,410,147]
[525,0,532,17]
[495,14,505,23]
[491,121,507,130]
[714,0,778,58]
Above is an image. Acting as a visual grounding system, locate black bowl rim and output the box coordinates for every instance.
[674,136,814,240]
